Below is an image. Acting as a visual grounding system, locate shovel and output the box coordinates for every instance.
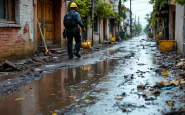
[37,20,51,55]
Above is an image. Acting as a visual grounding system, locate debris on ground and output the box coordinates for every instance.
[115,96,124,100]
[170,79,180,86]
[15,98,24,101]
[137,85,146,90]
[145,96,157,101]
[32,57,43,62]
[176,61,185,67]
[166,101,175,106]
[160,80,170,86]
[1,60,18,71]
[162,68,168,77]
[160,86,175,90]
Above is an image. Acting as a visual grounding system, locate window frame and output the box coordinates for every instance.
[109,19,114,33]
[94,16,99,33]
[0,0,15,23]
[0,0,6,20]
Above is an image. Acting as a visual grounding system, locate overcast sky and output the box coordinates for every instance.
[124,0,153,28]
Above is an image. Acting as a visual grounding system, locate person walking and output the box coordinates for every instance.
[63,2,86,59]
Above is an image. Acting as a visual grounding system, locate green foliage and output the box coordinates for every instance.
[148,32,153,38]
[149,0,169,13]
[176,0,185,5]
[94,1,118,20]
[68,0,126,26]
[68,0,91,24]
[148,0,169,25]
[120,5,127,20]
[134,23,143,34]
[144,24,150,34]
[125,34,131,39]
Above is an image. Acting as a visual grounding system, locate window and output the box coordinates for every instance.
[109,19,114,33]
[0,0,5,19]
[94,16,98,32]
[0,0,15,21]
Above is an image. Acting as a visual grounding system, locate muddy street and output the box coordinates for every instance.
[0,36,184,115]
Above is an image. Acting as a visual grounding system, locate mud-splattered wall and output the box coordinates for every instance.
[0,0,35,60]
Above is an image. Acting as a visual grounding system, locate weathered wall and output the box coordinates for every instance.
[0,0,35,60]
[175,4,184,55]
[100,20,104,43]
[54,0,62,45]
[169,5,176,40]
[61,1,68,48]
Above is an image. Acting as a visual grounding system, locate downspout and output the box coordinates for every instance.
[33,0,37,52]
[99,17,101,44]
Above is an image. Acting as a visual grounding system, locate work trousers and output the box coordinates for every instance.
[66,27,81,57]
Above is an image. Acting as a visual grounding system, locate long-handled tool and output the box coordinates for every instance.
[37,20,51,55]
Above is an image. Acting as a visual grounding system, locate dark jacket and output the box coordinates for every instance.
[64,9,84,29]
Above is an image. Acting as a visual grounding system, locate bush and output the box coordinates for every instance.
[124,34,131,39]
[148,32,153,38]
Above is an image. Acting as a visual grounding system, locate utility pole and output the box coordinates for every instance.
[130,0,132,38]
[118,0,121,34]
[92,0,94,46]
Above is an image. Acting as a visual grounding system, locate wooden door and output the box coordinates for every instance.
[37,0,54,44]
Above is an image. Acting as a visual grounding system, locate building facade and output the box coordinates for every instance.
[0,0,67,60]
[0,0,120,60]
[175,4,184,55]
[0,0,35,60]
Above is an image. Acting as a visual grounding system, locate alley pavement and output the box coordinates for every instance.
[0,36,185,115]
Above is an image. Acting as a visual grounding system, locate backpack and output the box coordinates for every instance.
[64,11,76,29]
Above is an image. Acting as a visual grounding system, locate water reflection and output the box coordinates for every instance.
[0,59,118,115]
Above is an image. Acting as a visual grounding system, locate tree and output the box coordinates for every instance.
[68,1,122,26]
[176,0,185,5]
[135,23,142,35]
[94,1,117,20]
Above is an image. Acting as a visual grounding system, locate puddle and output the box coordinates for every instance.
[0,59,119,115]
[0,37,181,115]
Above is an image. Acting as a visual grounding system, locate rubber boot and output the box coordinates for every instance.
[74,50,81,58]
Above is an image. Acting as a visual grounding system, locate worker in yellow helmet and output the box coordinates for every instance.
[63,2,86,59]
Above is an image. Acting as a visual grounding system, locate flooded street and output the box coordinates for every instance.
[0,36,184,115]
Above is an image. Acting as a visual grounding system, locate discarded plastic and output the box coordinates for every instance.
[52,113,58,115]
[162,68,168,77]
[166,101,175,106]
[160,80,170,86]
[115,96,124,100]
[15,98,24,101]
[160,86,175,90]
[170,79,180,86]
[145,96,157,101]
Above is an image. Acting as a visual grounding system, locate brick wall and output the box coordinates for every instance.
[0,28,34,60]
[0,0,35,61]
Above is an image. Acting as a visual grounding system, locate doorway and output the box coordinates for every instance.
[103,19,107,40]
[37,0,54,45]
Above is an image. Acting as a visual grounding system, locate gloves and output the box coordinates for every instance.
[83,28,86,32]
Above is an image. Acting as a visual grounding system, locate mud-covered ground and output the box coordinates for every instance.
[0,36,185,115]
[0,42,115,96]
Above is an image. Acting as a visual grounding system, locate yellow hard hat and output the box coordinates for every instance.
[70,3,77,8]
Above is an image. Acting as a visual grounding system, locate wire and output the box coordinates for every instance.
[132,1,149,3]
[133,7,153,12]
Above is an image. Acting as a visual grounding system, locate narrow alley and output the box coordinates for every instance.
[0,36,184,115]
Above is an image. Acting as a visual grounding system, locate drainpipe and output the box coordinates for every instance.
[33,0,37,52]
[130,0,132,38]
[118,0,121,36]
[91,0,94,46]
